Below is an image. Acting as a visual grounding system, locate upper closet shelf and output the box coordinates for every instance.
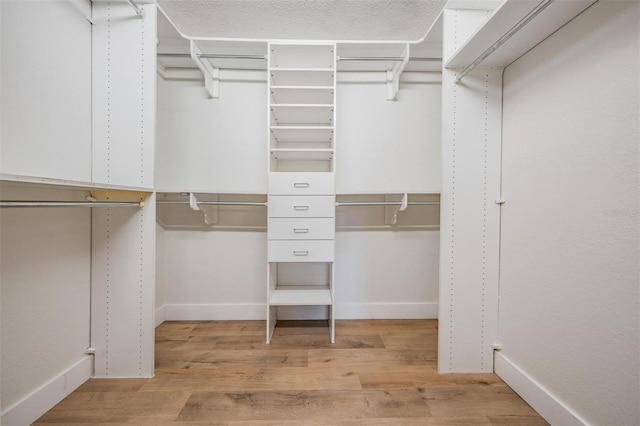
[0,173,153,193]
[270,87,334,105]
[445,0,596,69]
[270,69,334,86]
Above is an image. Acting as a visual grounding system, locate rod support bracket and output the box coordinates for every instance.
[191,41,220,99]
[386,44,410,101]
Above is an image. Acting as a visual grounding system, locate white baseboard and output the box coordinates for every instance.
[335,302,438,319]
[1,356,93,426]
[495,352,587,426]
[155,305,166,327]
[165,303,266,320]
[163,302,438,321]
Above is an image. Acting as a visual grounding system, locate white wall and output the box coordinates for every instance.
[155,222,166,326]
[498,1,639,424]
[0,185,91,415]
[336,78,442,194]
[155,76,268,193]
[155,74,441,320]
[0,0,92,181]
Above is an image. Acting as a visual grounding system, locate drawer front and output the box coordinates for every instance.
[268,240,335,262]
[268,195,335,218]
[269,173,334,195]
[268,218,335,240]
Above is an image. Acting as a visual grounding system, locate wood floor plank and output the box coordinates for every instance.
[37,320,548,425]
[140,367,362,392]
[156,349,308,369]
[34,391,191,424]
[308,348,436,369]
[423,385,543,418]
[176,389,430,422]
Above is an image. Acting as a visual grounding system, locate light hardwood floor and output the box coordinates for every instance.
[35,320,548,425]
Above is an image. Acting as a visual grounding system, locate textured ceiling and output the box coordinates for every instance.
[156,0,446,42]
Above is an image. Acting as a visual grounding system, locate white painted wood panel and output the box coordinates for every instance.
[268,172,335,195]
[268,240,335,262]
[268,195,335,218]
[0,0,92,182]
[499,1,639,424]
[92,3,156,188]
[268,218,335,240]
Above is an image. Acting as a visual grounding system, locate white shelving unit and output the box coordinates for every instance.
[267,42,337,343]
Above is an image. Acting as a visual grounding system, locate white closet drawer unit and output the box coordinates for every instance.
[268,240,334,262]
[268,218,335,240]
[268,195,335,218]
[268,172,334,195]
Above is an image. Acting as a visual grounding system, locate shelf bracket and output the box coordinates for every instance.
[386,44,410,101]
[384,193,409,225]
[190,41,220,99]
[189,193,218,225]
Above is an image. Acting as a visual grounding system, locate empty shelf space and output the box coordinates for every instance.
[271,104,334,125]
[270,126,334,143]
[270,149,334,161]
[270,68,335,86]
[270,86,334,104]
[270,286,332,306]
[270,44,335,69]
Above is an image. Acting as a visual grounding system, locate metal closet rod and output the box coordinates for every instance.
[336,201,439,206]
[0,201,142,208]
[126,0,144,18]
[456,0,554,82]
[157,200,267,206]
[157,53,440,62]
[158,53,267,60]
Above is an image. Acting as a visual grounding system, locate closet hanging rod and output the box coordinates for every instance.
[126,0,144,18]
[157,200,267,206]
[0,201,142,208]
[336,201,439,207]
[338,56,440,62]
[158,53,267,60]
[455,0,554,82]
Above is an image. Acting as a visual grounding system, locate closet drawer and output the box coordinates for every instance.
[268,195,335,218]
[268,240,334,262]
[269,173,334,195]
[268,218,335,240]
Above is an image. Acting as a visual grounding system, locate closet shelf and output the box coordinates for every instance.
[270,149,333,161]
[270,104,334,125]
[269,286,332,306]
[270,68,334,86]
[270,127,334,143]
[270,86,334,104]
[0,173,153,193]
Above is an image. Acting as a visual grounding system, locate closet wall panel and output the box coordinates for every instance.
[335,80,441,194]
[156,77,267,193]
[0,185,91,414]
[499,1,639,424]
[0,0,92,181]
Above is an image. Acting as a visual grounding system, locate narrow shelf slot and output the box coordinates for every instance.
[270,68,335,86]
[270,286,332,306]
[270,149,334,161]
[271,104,334,125]
[270,127,334,143]
[270,86,334,104]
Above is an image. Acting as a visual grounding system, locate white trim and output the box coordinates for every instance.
[163,303,438,321]
[335,302,438,319]
[1,356,93,426]
[155,305,166,327]
[495,352,588,426]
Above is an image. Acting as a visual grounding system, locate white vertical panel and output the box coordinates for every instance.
[0,0,92,181]
[438,9,502,373]
[91,194,156,377]
[92,3,156,188]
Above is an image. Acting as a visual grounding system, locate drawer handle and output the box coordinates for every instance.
[293,182,310,188]
[293,205,310,211]
[293,228,309,233]
[293,250,309,256]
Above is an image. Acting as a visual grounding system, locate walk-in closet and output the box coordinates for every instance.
[1,0,638,425]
